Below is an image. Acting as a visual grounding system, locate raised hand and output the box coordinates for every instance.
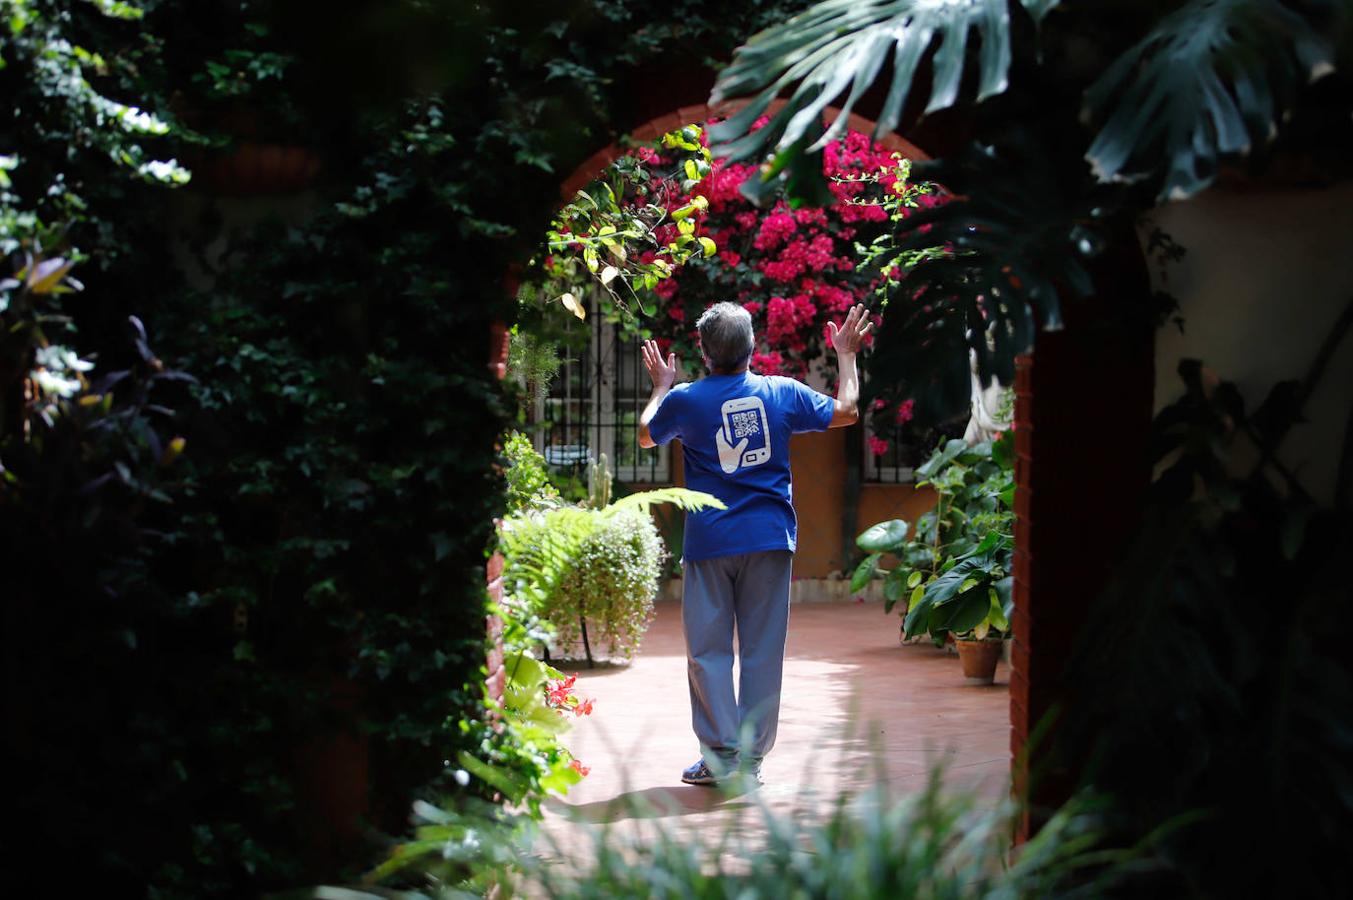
[641,338,679,390]
[827,304,873,356]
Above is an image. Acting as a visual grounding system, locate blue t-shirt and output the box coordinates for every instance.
[647,371,835,562]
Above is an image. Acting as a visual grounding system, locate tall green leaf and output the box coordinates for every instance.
[1084,0,1340,201]
[851,552,883,592]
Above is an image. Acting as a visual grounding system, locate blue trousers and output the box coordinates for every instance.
[681,550,793,766]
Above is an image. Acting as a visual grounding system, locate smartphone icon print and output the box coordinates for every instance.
[720,396,771,471]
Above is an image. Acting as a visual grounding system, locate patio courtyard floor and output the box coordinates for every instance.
[534,597,1010,864]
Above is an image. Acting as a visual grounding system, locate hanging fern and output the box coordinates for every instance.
[498,486,722,661]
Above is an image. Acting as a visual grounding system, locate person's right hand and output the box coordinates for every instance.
[642,339,679,390]
[827,303,873,356]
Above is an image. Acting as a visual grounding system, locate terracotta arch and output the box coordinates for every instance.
[550,101,943,619]
[559,100,931,199]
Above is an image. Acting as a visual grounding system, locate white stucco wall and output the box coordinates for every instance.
[1149,181,1353,504]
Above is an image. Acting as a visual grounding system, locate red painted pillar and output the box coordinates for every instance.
[485,553,507,708]
[1009,294,1155,840]
[486,321,510,707]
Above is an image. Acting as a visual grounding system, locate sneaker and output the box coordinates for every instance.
[680,759,719,786]
[738,760,765,787]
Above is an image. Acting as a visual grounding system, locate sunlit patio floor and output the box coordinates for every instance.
[533,597,1010,865]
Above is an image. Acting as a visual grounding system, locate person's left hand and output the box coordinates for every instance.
[642,339,679,390]
[828,304,873,356]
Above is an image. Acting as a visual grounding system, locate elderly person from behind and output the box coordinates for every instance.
[638,300,871,786]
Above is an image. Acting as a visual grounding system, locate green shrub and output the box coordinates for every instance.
[354,767,1156,898]
[504,430,562,513]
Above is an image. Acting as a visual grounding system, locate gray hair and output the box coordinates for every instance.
[696,302,754,372]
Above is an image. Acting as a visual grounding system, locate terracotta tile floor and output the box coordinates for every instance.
[536,598,1010,862]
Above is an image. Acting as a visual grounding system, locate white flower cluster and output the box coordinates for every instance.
[32,343,94,400]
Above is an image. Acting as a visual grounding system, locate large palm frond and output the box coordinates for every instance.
[1083,0,1343,201]
[708,0,1060,186]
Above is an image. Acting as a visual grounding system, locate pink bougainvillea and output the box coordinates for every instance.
[620,123,947,448]
[634,124,934,388]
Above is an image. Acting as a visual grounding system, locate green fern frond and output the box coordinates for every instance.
[499,507,598,608]
[606,488,726,518]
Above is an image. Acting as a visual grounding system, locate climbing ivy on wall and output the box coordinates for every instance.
[2,0,811,895]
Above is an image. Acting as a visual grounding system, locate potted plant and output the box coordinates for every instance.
[853,431,1015,672]
[902,533,1013,684]
[852,434,1014,603]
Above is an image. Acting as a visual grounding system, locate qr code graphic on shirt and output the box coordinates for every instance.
[730,409,761,439]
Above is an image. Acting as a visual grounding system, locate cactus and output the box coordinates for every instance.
[586,453,612,509]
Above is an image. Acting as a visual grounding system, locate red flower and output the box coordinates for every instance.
[545,674,579,709]
[753,210,798,251]
[570,759,591,777]
[896,398,915,424]
[751,350,783,375]
[868,436,890,457]
[760,257,804,283]
[574,698,595,717]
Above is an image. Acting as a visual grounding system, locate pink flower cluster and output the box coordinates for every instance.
[751,350,784,374]
[628,123,930,429]
[757,234,848,283]
[753,211,798,251]
[806,280,856,314]
[766,294,818,352]
[697,159,759,211]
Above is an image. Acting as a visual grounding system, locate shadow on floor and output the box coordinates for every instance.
[548,785,756,824]
[547,659,638,678]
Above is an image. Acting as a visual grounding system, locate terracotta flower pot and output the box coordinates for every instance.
[955,639,1002,685]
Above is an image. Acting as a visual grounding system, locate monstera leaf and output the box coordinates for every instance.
[709,0,1061,172]
[1084,0,1340,201]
